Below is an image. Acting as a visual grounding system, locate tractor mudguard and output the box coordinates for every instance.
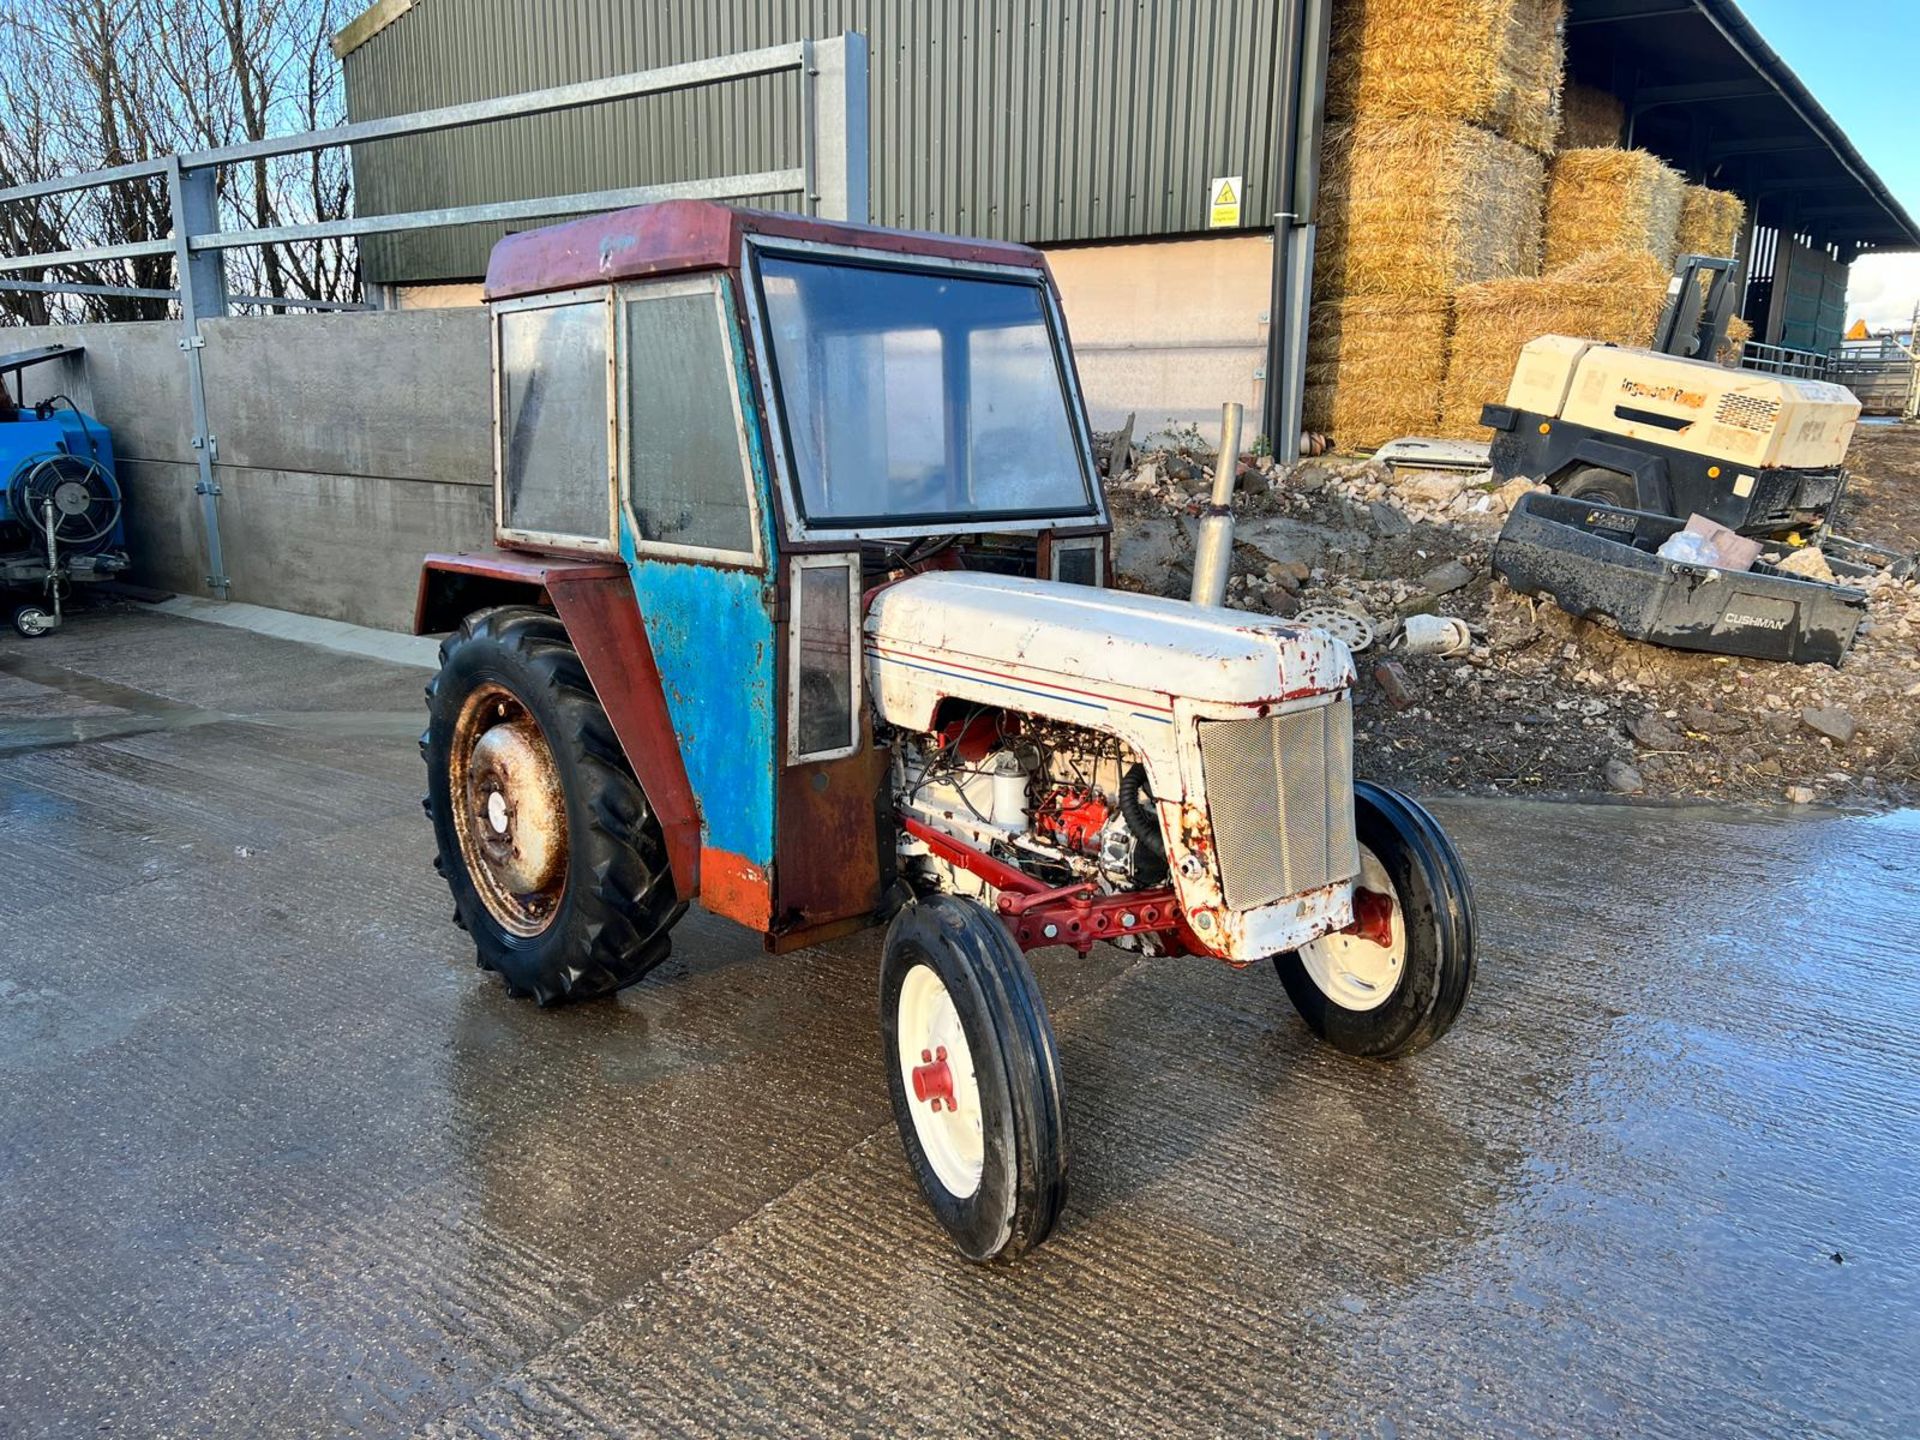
[417,551,702,899]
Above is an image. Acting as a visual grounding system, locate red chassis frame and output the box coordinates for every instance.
[899,816,1392,962]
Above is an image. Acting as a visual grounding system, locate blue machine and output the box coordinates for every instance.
[1,344,129,637]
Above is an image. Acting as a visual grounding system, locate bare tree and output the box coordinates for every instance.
[0,0,356,326]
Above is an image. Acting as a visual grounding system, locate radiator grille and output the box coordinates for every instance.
[1196,699,1359,912]
[1715,392,1780,433]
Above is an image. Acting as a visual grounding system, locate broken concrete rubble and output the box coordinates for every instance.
[1105,438,1920,807]
[1800,706,1859,746]
[1604,758,1645,794]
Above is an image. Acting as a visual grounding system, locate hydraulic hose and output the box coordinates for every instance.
[1117,763,1167,863]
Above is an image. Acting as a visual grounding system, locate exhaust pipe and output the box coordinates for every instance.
[1189,401,1244,608]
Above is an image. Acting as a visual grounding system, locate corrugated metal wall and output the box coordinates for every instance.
[343,0,1288,283]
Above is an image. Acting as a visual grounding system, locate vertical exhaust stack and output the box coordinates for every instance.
[1189,401,1244,608]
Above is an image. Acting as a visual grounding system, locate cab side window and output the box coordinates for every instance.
[623,278,759,562]
[497,292,613,547]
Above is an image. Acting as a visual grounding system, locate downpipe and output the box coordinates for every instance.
[1189,401,1244,608]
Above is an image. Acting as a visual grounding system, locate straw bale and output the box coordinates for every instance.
[1303,296,1451,450]
[1718,314,1753,368]
[1438,248,1671,434]
[1326,0,1566,154]
[1543,147,1685,269]
[1557,81,1624,149]
[1316,116,1545,299]
[1676,184,1746,259]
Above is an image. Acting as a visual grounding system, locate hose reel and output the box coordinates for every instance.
[8,452,122,552]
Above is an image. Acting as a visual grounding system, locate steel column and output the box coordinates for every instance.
[808,33,870,225]
[1263,0,1332,463]
[169,158,230,596]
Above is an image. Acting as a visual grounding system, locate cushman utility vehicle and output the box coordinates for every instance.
[416,201,1475,1262]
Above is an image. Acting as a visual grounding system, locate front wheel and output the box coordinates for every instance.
[880,895,1068,1262]
[1276,782,1474,1060]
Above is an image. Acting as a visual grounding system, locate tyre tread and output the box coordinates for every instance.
[423,604,682,1004]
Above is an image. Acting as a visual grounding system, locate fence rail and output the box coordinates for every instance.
[0,35,869,596]
[1827,352,1917,417]
[1739,341,1830,379]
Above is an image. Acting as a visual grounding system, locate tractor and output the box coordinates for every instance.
[415,201,1475,1262]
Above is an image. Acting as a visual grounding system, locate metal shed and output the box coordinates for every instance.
[339,0,1918,441]
[340,0,1313,283]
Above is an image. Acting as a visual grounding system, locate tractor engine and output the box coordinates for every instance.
[891,712,1167,917]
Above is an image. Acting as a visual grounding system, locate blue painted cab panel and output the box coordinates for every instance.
[615,277,780,870]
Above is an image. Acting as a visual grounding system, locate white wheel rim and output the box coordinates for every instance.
[896,964,985,1198]
[1298,846,1407,1012]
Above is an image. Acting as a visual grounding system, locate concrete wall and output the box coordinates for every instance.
[1044,234,1272,446]
[10,309,494,630]
[6,233,1269,629]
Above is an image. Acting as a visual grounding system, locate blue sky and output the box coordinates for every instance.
[1737,0,1920,328]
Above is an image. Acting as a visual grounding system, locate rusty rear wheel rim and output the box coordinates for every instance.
[450,681,568,937]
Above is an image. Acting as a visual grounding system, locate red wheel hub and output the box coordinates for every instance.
[912,1047,957,1113]
[1342,887,1395,949]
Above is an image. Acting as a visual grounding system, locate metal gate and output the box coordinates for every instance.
[0,36,868,597]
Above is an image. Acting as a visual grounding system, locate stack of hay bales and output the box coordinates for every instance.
[1557,82,1625,149]
[1440,249,1672,432]
[1543,148,1687,269]
[1324,0,1567,153]
[1305,0,1754,449]
[1306,0,1562,448]
[1433,152,1746,436]
[1676,184,1747,259]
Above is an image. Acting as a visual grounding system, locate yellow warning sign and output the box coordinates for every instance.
[1208,175,1243,229]
[1845,318,1869,340]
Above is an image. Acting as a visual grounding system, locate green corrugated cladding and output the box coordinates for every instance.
[341,0,1290,284]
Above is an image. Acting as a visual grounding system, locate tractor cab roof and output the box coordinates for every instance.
[483,200,1050,302]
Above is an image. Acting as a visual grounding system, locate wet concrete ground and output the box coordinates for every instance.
[2,608,1916,1439]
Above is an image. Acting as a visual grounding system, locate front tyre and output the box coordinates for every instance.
[423,605,685,1005]
[880,896,1068,1262]
[1276,782,1474,1060]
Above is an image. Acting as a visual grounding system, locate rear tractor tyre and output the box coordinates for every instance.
[1276,782,1474,1060]
[422,605,685,1005]
[1557,465,1639,511]
[880,895,1068,1262]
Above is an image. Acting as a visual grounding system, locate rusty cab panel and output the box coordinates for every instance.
[421,202,1113,949]
[421,204,896,945]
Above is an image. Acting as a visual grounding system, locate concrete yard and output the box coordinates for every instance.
[2,606,1916,1439]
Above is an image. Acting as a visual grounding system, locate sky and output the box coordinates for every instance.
[1736,0,1920,332]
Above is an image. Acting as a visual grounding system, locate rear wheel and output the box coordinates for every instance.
[423,605,685,1005]
[1558,465,1638,510]
[881,895,1068,1262]
[1276,783,1474,1059]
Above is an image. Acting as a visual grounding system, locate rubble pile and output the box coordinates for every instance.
[1107,442,1920,807]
